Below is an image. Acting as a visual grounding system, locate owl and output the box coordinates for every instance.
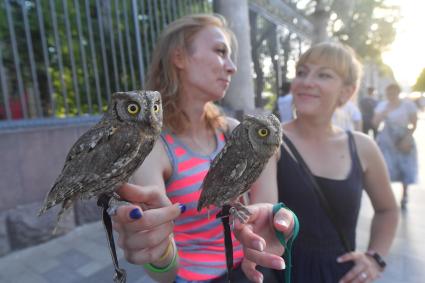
[197,113,282,222]
[39,90,163,232]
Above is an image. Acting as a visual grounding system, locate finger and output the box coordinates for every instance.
[243,248,286,270]
[112,203,144,225]
[273,208,294,238]
[241,259,264,283]
[124,235,170,265]
[337,252,356,263]
[116,183,171,207]
[113,202,183,228]
[117,222,174,251]
[233,224,266,252]
[339,264,366,283]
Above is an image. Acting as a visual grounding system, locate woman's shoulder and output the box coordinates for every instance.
[350,131,381,169]
[401,98,418,113]
[224,116,240,131]
[351,131,377,149]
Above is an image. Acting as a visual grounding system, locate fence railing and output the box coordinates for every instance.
[0,0,211,122]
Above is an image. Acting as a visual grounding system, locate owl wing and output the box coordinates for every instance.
[198,138,256,209]
[41,124,143,212]
[64,122,116,163]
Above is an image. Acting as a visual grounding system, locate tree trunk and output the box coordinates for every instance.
[214,0,255,113]
[310,0,331,44]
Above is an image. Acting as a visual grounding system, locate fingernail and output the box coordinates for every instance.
[179,204,186,213]
[272,259,286,270]
[256,273,264,283]
[129,208,142,220]
[253,240,264,252]
[336,257,342,263]
[275,216,290,228]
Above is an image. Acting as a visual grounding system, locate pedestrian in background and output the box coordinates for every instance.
[275,42,399,283]
[332,98,363,131]
[360,87,379,138]
[276,81,294,123]
[373,83,418,210]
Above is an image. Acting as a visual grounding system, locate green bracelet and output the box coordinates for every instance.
[143,242,178,273]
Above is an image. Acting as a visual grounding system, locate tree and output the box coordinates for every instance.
[330,0,399,61]
[412,68,425,93]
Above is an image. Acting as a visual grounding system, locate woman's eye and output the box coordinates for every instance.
[296,70,307,77]
[216,48,226,56]
[318,72,332,79]
[127,103,140,114]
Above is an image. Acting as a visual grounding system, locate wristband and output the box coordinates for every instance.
[365,250,386,270]
[143,241,177,273]
[157,239,173,262]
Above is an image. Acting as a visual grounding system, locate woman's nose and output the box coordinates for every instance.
[226,58,237,75]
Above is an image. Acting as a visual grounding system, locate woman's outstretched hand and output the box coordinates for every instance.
[111,183,183,266]
[232,203,295,283]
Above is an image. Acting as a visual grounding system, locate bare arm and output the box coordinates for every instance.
[248,151,279,204]
[358,134,399,256]
[115,141,180,283]
[372,108,389,128]
[338,133,398,283]
[408,111,418,134]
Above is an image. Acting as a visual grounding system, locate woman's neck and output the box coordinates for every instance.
[292,115,336,140]
[180,100,210,135]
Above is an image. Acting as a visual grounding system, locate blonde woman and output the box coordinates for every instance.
[275,42,398,283]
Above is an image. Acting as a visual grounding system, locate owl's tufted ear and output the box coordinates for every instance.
[242,114,256,122]
[111,92,131,101]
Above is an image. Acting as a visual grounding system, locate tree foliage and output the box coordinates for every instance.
[412,68,425,92]
[330,0,399,61]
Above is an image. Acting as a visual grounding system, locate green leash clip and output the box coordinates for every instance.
[272,202,300,283]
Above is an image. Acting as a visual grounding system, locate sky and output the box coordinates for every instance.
[382,0,425,88]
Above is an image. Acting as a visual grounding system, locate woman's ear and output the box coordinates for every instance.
[172,48,186,69]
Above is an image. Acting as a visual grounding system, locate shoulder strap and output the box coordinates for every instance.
[282,135,352,252]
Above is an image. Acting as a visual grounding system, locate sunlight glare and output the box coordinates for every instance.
[382,0,425,88]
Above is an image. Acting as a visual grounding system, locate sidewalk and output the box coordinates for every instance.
[0,221,155,283]
[1,117,424,283]
[1,190,424,283]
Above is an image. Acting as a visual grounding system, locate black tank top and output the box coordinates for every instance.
[277,131,364,252]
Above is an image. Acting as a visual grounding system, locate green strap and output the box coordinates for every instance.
[272,202,300,283]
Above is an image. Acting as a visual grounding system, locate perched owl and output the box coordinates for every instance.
[197,113,282,222]
[39,90,163,232]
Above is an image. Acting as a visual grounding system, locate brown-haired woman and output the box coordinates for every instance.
[111,14,293,283]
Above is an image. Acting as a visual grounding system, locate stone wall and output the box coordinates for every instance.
[0,118,102,256]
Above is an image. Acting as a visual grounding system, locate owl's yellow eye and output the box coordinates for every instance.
[127,103,140,115]
[153,103,160,113]
[258,128,269,137]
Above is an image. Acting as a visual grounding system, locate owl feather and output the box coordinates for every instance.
[39,90,163,232]
[197,113,282,221]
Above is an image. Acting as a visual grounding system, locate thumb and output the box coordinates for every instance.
[273,208,294,238]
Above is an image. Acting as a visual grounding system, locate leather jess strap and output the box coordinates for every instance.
[97,194,127,283]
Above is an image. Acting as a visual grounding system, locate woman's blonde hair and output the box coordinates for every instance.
[296,41,363,90]
[146,14,236,134]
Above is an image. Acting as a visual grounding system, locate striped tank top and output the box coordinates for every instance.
[160,130,243,281]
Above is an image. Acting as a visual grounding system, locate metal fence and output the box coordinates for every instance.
[0,0,211,122]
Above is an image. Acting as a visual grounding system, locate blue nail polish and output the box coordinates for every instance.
[179,204,186,213]
[130,208,142,220]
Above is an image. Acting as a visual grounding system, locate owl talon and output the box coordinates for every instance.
[229,205,251,224]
